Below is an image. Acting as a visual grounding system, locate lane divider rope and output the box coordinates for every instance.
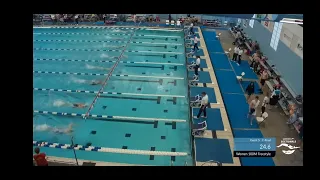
[33,88,185,98]
[33,39,183,45]
[34,26,140,29]
[33,48,183,55]
[33,58,184,65]
[34,32,181,38]
[33,110,187,123]
[33,141,188,156]
[33,71,184,80]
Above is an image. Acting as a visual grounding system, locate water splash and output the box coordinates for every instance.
[34,124,51,132]
[53,99,73,107]
[111,29,125,33]
[70,76,87,84]
[85,64,109,70]
[100,53,110,58]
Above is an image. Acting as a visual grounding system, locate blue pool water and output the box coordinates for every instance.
[33,26,193,166]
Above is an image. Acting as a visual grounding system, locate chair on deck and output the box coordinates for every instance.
[176,20,181,27]
[256,112,269,127]
[216,33,222,40]
[192,120,207,136]
[166,20,170,26]
[225,48,231,58]
[236,72,245,82]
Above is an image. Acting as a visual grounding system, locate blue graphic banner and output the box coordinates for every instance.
[234,138,276,151]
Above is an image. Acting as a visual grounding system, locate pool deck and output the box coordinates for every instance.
[194,27,240,166]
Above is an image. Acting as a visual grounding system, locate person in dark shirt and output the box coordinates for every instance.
[245,82,255,101]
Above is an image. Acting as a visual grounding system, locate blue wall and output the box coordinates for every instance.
[242,21,303,96]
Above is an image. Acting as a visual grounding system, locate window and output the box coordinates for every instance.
[249,14,256,28]
[270,22,283,51]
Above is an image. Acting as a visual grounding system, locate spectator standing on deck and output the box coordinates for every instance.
[296,124,303,152]
[189,23,195,35]
[248,96,260,125]
[261,91,269,116]
[235,30,242,44]
[237,47,244,66]
[259,69,269,92]
[74,14,79,25]
[168,14,172,23]
[269,86,281,109]
[193,34,199,51]
[133,14,136,23]
[194,56,201,80]
[103,14,106,23]
[33,147,48,166]
[252,41,260,51]
[245,82,255,101]
[232,46,239,61]
[194,92,209,119]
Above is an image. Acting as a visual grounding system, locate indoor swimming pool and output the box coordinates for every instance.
[33,26,193,166]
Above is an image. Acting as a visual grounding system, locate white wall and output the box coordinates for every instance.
[280,23,303,59]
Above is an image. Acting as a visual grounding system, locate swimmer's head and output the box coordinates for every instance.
[34,147,40,154]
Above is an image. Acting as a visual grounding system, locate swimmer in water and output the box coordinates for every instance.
[52,123,74,134]
[34,123,74,134]
[90,80,103,85]
[73,103,87,108]
[114,45,125,49]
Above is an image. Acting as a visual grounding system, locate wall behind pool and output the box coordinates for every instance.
[241,20,303,96]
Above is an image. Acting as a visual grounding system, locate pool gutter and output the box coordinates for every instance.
[182,25,196,166]
[37,156,149,166]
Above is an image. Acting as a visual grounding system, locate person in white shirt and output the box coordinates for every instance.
[194,92,209,119]
[232,46,239,61]
[74,14,79,25]
[193,55,201,80]
[237,47,244,66]
[193,34,199,51]
[247,96,260,125]
[236,31,241,39]
[261,92,269,116]
[133,14,136,23]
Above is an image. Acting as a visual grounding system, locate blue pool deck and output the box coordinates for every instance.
[194,27,274,166]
